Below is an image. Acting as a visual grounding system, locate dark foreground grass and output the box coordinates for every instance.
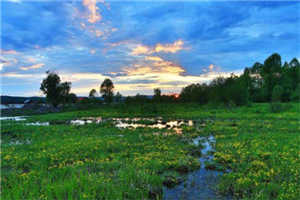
[1,103,300,199]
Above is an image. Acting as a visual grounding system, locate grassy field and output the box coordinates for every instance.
[1,103,300,199]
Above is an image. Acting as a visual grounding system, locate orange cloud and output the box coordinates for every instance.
[145,56,164,62]
[123,65,153,75]
[131,40,185,56]
[154,40,184,53]
[202,64,221,73]
[82,0,103,23]
[131,45,152,56]
[209,64,214,71]
[122,56,185,76]
[20,63,44,71]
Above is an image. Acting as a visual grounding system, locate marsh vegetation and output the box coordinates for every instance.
[1,103,300,199]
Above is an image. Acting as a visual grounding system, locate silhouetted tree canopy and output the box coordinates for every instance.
[40,71,72,107]
[89,89,97,98]
[100,79,114,103]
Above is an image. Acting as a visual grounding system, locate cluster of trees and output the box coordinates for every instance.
[40,72,117,107]
[88,79,123,103]
[179,53,300,105]
[40,71,77,107]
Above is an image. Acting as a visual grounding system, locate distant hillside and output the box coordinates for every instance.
[0,96,46,104]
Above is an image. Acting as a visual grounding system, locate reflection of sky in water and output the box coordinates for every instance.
[1,116,194,135]
[113,118,194,134]
[0,104,24,109]
[163,135,232,200]
[0,116,27,121]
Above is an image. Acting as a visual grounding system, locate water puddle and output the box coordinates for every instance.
[163,135,231,200]
[26,122,50,126]
[2,139,32,146]
[112,118,194,134]
[70,117,102,125]
[0,116,27,121]
[20,117,194,135]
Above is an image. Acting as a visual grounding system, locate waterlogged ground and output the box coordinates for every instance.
[163,136,232,200]
[1,103,300,199]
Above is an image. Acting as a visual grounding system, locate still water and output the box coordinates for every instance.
[0,104,24,109]
[163,136,232,200]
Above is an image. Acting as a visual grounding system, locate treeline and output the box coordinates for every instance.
[179,53,300,105]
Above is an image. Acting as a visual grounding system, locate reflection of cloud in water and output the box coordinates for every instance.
[0,116,27,121]
[68,117,194,135]
[113,118,194,135]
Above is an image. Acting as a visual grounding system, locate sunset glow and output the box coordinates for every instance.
[1,1,299,96]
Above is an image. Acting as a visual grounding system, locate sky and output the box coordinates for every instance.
[1,0,299,97]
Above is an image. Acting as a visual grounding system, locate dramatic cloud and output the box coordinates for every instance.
[1,1,299,96]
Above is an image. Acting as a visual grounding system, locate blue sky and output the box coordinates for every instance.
[1,0,299,96]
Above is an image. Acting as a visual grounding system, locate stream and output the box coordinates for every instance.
[163,136,232,200]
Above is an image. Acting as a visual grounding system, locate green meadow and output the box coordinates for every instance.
[1,103,300,199]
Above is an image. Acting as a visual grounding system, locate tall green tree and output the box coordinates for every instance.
[40,71,71,107]
[100,79,114,103]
